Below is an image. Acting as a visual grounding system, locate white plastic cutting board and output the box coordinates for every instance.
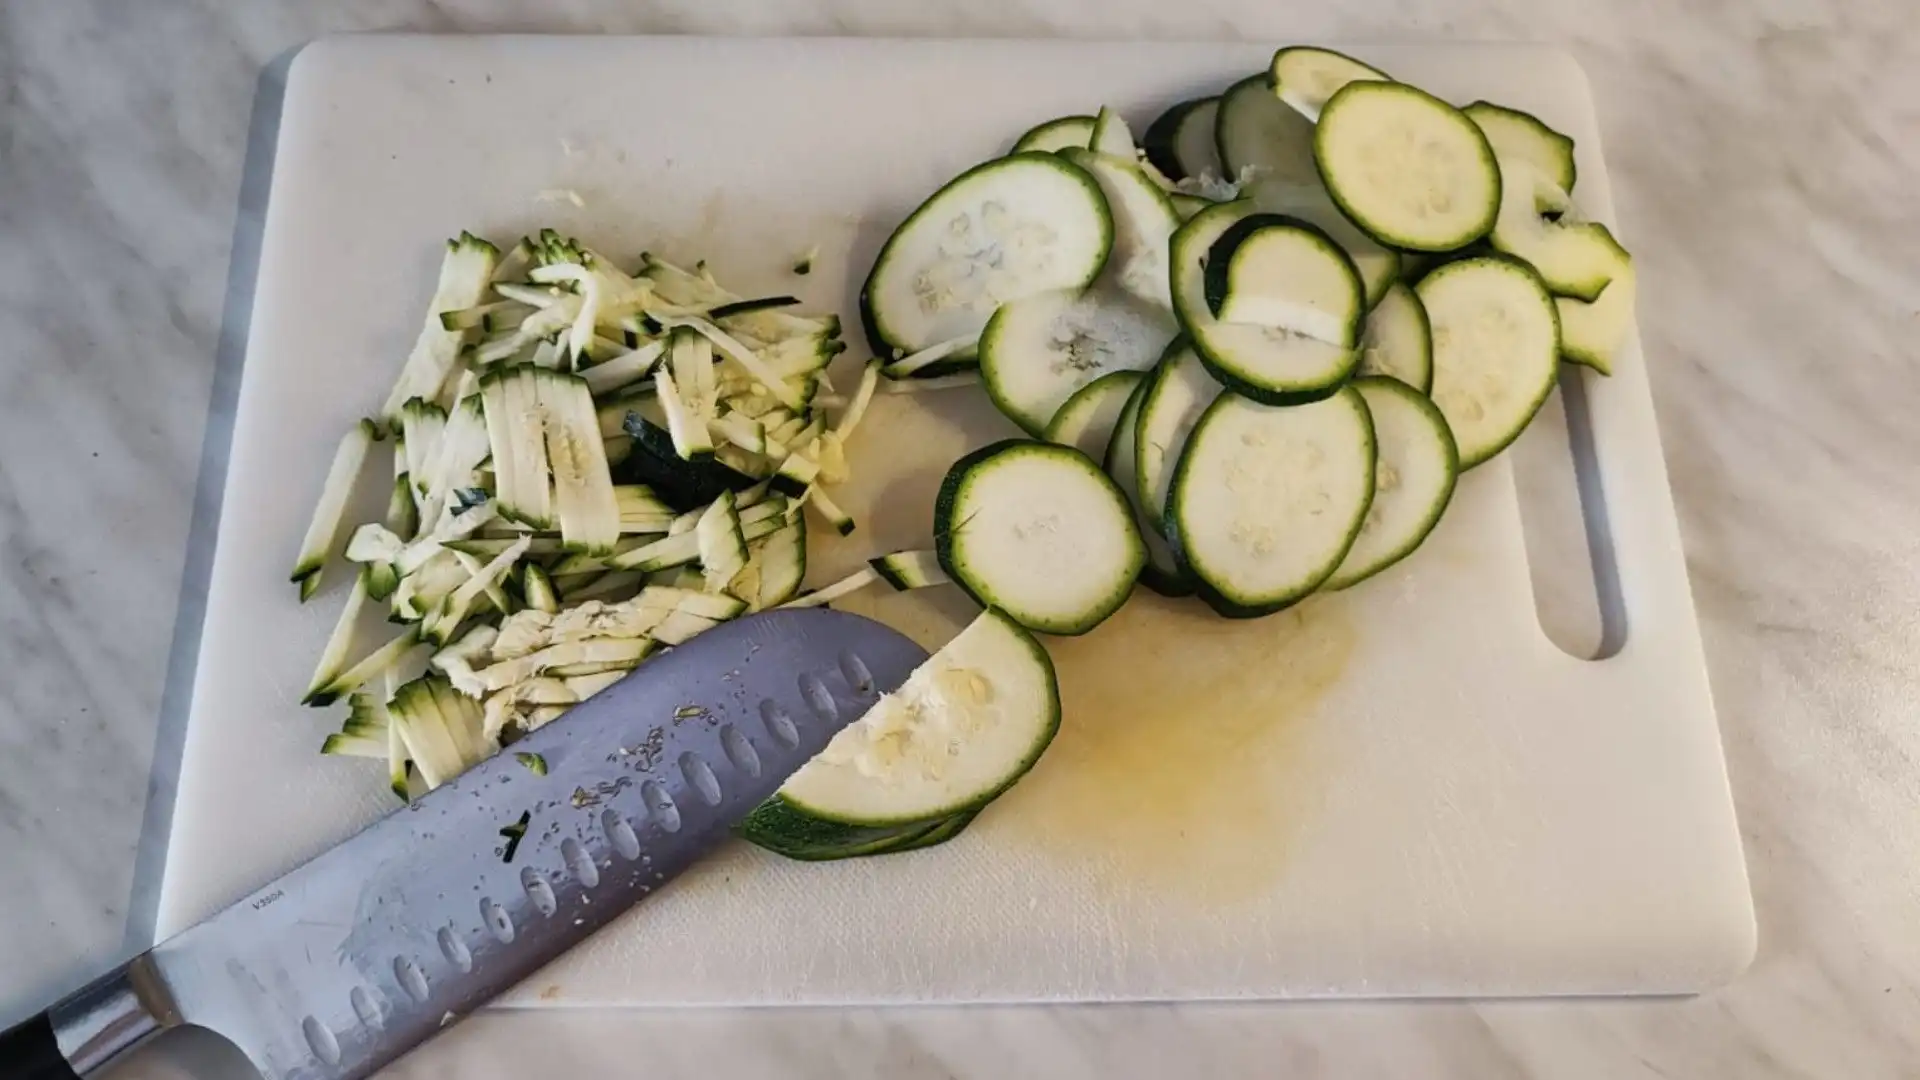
[158,36,1754,1003]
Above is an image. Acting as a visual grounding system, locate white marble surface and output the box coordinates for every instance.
[1,1,1916,1077]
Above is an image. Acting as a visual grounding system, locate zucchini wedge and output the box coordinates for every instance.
[1487,159,1631,303]
[1463,100,1577,198]
[1060,147,1181,313]
[775,609,1061,826]
[1556,269,1636,375]
[868,549,951,591]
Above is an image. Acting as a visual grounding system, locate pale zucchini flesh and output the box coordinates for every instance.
[861,154,1115,364]
[1417,255,1562,467]
[1244,179,1401,310]
[804,487,857,537]
[479,367,554,528]
[522,563,560,614]
[1104,368,1193,597]
[1169,193,1213,221]
[1060,147,1181,314]
[868,549,950,591]
[979,287,1174,436]
[731,516,806,610]
[307,629,425,707]
[1324,378,1459,590]
[1314,81,1500,252]
[1171,200,1357,404]
[292,419,380,598]
[416,397,489,528]
[1214,74,1321,191]
[1556,268,1635,375]
[880,334,979,380]
[1133,340,1222,533]
[1201,212,1365,345]
[778,567,880,610]
[879,371,982,394]
[1042,369,1145,460]
[381,233,499,423]
[776,610,1061,825]
[1268,46,1391,122]
[1168,388,1377,617]
[695,490,748,593]
[653,366,715,461]
[581,339,666,396]
[1011,114,1096,154]
[1463,100,1577,199]
[304,574,372,702]
[1357,281,1434,392]
[1487,159,1631,303]
[1088,106,1137,158]
[935,440,1144,636]
[536,370,620,554]
[399,399,447,485]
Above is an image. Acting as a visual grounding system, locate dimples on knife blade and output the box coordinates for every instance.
[53,610,924,1080]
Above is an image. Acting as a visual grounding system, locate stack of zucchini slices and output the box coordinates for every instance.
[860,45,1635,622]
[761,47,1640,862]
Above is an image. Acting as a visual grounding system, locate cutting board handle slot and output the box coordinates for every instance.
[1511,366,1627,660]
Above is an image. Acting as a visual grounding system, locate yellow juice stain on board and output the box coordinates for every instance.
[992,590,1357,904]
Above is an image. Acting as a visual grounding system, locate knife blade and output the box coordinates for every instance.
[1,608,926,1080]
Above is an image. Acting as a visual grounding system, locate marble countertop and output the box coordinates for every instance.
[3,2,1916,1077]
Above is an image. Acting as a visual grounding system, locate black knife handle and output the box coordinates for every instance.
[0,1013,80,1080]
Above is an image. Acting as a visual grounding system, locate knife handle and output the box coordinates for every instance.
[0,1013,79,1080]
[5,959,170,1079]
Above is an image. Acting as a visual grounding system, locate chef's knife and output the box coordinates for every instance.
[0,608,926,1080]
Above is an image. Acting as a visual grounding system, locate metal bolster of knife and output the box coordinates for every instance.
[0,955,177,1080]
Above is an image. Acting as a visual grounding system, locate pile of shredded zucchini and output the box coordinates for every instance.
[292,230,941,800]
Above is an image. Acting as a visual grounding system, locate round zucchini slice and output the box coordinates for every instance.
[860,153,1114,370]
[1325,378,1459,590]
[1202,212,1365,345]
[1314,81,1500,252]
[1170,200,1358,404]
[935,440,1144,635]
[1269,45,1391,121]
[1417,254,1561,467]
[1167,388,1377,617]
